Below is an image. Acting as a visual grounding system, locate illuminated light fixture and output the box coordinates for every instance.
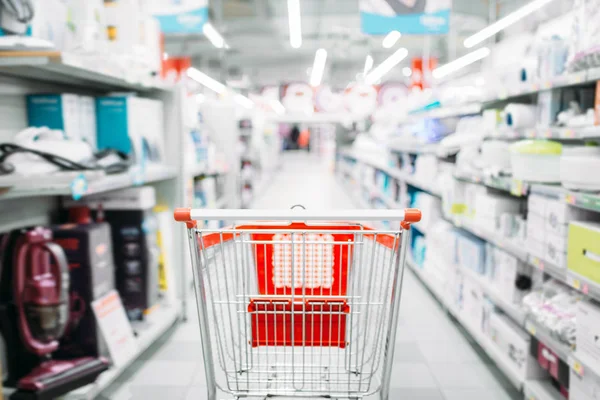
[382,30,401,49]
[234,93,254,109]
[365,47,408,84]
[196,93,206,103]
[162,52,169,60]
[187,67,226,94]
[464,0,556,48]
[364,55,374,75]
[310,48,327,87]
[402,67,412,77]
[288,0,302,48]
[270,99,286,115]
[432,47,491,79]
[203,22,227,49]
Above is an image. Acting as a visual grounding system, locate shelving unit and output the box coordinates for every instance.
[525,320,573,362]
[524,379,566,400]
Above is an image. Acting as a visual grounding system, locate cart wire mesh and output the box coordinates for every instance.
[186,221,410,399]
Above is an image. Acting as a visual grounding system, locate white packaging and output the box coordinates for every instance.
[489,313,531,374]
[527,237,545,260]
[543,235,567,268]
[570,368,598,400]
[504,104,537,129]
[78,96,97,150]
[528,194,549,219]
[545,198,600,235]
[474,191,521,220]
[31,0,68,50]
[461,276,484,331]
[26,94,81,141]
[64,0,107,53]
[489,247,531,304]
[526,212,545,243]
[576,301,600,366]
[480,140,511,170]
[104,0,141,54]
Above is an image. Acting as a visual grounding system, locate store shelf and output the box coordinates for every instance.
[185,164,229,178]
[388,142,439,155]
[460,266,527,326]
[528,256,567,282]
[0,51,171,92]
[63,303,181,400]
[407,258,524,390]
[0,166,177,200]
[524,379,565,400]
[451,217,529,262]
[565,190,600,213]
[566,270,600,302]
[525,319,572,362]
[408,103,482,119]
[455,173,529,197]
[569,352,600,382]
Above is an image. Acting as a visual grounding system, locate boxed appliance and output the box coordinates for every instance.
[568,222,600,285]
[576,301,600,366]
[474,191,521,226]
[487,246,536,304]
[489,313,531,375]
[510,140,562,183]
[460,276,484,331]
[96,96,165,166]
[456,230,487,275]
[26,94,81,141]
[52,207,115,358]
[65,187,160,320]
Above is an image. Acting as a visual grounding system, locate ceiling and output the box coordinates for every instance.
[163,0,566,89]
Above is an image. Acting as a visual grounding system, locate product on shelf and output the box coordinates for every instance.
[576,301,600,367]
[0,227,109,398]
[522,280,580,347]
[456,230,487,275]
[489,312,535,377]
[96,96,165,167]
[570,366,599,400]
[568,221,600,286]
[560,145,600,191]
[480,140,511,173]
[530,336,570,395]
[65,187,160,321]
[486,245,539,304]
[473,191,522,231]
[509,140,563,183]
[410,191,442,232]
[53,206,115,359]
[460,275,485,331]
[504,104,537,129]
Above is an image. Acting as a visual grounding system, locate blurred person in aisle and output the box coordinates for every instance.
[288,124,300,150]
[298,126,311,152]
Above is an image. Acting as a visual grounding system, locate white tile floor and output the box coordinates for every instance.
[99,152,522,400]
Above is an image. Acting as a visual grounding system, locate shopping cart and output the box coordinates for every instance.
[174,207,421,400]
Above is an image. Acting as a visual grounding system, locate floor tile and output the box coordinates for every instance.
[417,340,489,364]
[388,362,438,388]
[98,383,188,400]
[393,341,426,362]
[428,362,508,389]
[121,360,198,387]
[388,387,445,399]
[139,340,203,362]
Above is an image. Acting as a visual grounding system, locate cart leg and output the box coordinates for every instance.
[379,229,411,400]
[187,229,218,400]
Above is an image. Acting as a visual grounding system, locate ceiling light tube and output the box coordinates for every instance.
[365,47,408,84]
[364,55,374,75]
[382,30,401,49]
[234,94,254,109]
[310,48,327,87]
[432,47,491,79]
[464,0,556,48]
[270,100,286,115]
[203,22,226,49]
[288,0,302,48]
[187,67,226,94]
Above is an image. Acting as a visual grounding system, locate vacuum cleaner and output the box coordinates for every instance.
[0,227,108,400]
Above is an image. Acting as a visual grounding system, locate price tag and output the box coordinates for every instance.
[527,324,536,336]
[70,173,88,200]
[564,129,576,138]
[566,194,576,205]
[583,283,589,295]
[544,129,552,138]
[573,360,584,376]
[511,180,523,196]
[92,290,138,367]
[526,129,536,138]
[572,278,581,290]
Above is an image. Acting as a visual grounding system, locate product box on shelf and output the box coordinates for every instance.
[456,230,487,275]
[460,276,485,332]
[65,187,160,321]
[96,96,165,166]
[568,221,600,284]
[570,368,599,400]
[26,94,80,141]
[63,0,107,53]
[489,313,531,375]
[576,301,600,366]
[30,0,68,49]
[411,191,442,231]
[487,245,537,304]
[52,207,115,358]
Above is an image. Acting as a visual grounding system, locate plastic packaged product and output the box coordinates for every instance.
[509,140,562,183]
[480,140,511,171]
[560,145,600,191]
[504,104,537,129]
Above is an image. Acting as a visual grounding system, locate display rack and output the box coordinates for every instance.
[524,379,566,400]
[0,58,195,398]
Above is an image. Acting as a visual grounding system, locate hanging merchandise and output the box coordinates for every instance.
[314,86,344,114]
[359,0,451,35]
[281,82,314,114]
[148,0,208,34]
[344,83,378,117]
[0,227,109,399]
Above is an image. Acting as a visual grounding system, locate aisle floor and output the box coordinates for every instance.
[100,152,521,400]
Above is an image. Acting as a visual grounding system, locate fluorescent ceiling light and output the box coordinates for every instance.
[288,0,302,48]
[364,55,374,75]
[187,67,226,93]
[432,47,491,79]
[234,94,254,109]
[464,0,556,48]
[402,67,412,77]
[382,31,401,49]
[310,48,327,87]
[203,22,226,49]
[270,99,286,115]
[365,47,408,84]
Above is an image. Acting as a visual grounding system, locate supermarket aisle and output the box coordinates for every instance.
[100,152,521,400]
